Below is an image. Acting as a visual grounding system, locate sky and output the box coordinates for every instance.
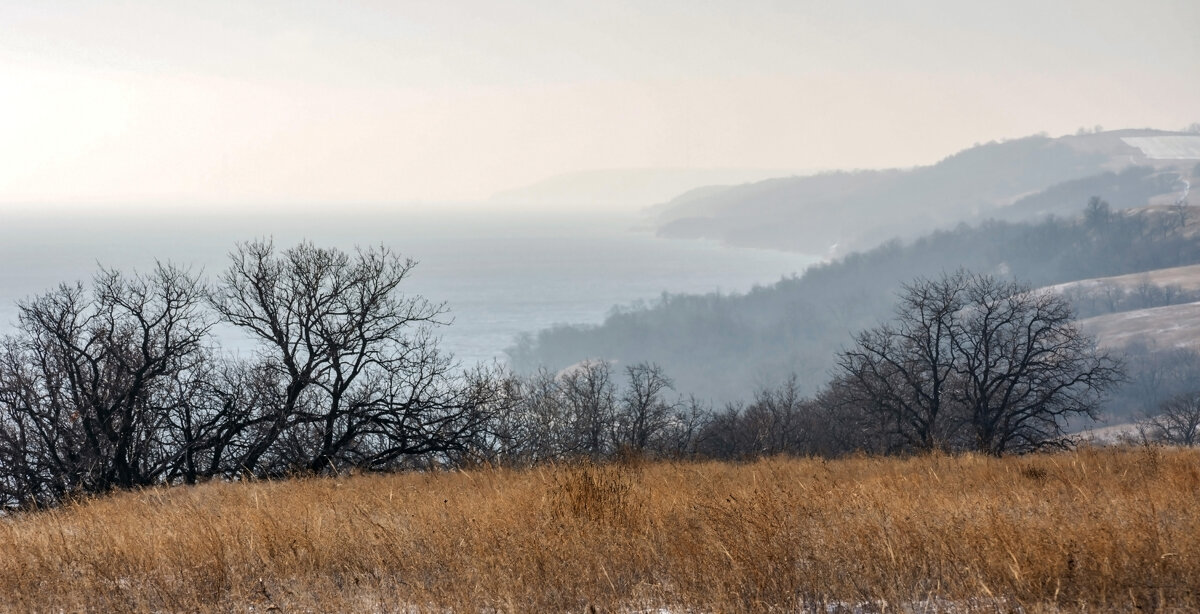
[1,0,1198,206]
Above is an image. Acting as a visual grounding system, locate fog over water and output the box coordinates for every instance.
[0,205,815,366]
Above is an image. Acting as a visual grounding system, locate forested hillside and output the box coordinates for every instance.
[511,200,1200,407]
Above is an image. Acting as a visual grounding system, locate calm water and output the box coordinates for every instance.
[0,205,815,366]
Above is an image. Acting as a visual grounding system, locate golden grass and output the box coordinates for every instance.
[2,447,1199,612]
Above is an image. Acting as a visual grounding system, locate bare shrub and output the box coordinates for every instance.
[1139,392,1200,446]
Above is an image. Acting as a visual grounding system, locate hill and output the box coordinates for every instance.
[1080,301,1200,352]
[1048,263,1200,296]
[510,202,1200,410]
[653,130,1199,255]
[1024,261,1200,424]
[1037,258,1200,354]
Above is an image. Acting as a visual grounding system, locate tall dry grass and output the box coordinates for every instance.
[1,446,1198,612]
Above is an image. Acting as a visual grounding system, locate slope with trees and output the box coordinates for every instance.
[511,200,1200,407]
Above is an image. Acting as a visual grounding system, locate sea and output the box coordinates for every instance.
[0,204,816,367]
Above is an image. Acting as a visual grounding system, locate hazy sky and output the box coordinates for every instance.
[2,0,1198,206]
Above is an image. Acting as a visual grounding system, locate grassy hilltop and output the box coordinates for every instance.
[1,447,1197,612]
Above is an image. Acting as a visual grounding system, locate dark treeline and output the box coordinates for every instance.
[501,271,1126,461]
[511,200,1200,406]
[0,233,1143,510]
[7,200,1200,508]
[0,241,515,508]
[998,165,1183,222]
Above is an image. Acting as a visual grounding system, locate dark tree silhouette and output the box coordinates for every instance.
[836,273,968,452]
[210,240,500,475]
[837,271,1123,455]
[1140,392,1200,446]
[0,264,212,505]
[613,362,678,453]
[950,275,1123,454]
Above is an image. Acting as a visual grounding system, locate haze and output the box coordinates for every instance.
[2,0,1198,207]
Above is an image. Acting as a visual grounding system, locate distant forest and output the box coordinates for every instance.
[510,199,1200,414]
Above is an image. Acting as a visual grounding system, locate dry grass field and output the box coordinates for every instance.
[1,447,1198,613]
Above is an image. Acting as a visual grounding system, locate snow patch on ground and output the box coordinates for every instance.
[1122,136,1200,159]
[1046,265,1200,296]
[1079,300,1200,350]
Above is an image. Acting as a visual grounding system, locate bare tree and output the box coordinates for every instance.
[209,240,493,475]
[694,376,859,459]
[558,360,617,460]
[812,377,891,455]
[1140,392,1200,446]
[613,362,678,454]
[837,271,1122,456]
[1168,200,1190,233]
[1084,196,1112,232]
[655,394,710,457]
[1098,282,1124,314]
[950,275,1123,455]
[162,358,283,483]
[499,368,571,464]
[836,272,968,452]
[740,375,813,455]
[486,361,702,464]
[0,264,213,506]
